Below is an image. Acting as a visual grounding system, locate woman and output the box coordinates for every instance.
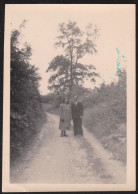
[59,97,71,137]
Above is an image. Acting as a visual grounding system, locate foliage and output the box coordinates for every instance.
[47,21,99,92]
[47,55,98,92]
[46,56,70,92]
[41,92,63,106]
[83,70,127,163]
[41,92,64,110]
[10,26,46,160]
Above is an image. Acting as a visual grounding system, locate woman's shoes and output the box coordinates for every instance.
[60,131,68,137]
[63,131,68,137]
[64,134,68,137]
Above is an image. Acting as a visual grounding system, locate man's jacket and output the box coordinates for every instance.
[71,102,83,119]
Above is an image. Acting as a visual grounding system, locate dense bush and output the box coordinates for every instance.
[10,28,46,160]
[83,70,127,163]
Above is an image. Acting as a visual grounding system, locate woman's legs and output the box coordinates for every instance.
[61,129,68,137]
[61,130,64,137]
[63,130,68,136]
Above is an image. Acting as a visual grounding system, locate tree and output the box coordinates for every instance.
[47,21,99,92]
[10,23,46,160]
[47,55,98,93]
[47,55,70,92]
[11,29,41,109]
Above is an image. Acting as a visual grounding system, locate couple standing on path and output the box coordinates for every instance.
[59,95,83,137]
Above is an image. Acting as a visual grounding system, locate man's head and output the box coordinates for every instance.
[78,95,87,103]
[73,95,78,103]
[69,98,74,104]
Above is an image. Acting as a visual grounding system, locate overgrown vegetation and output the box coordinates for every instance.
[83,70,126,163]
[10,26,46,161]
[41,93,62,114]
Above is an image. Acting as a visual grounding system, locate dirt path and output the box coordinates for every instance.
[10,113,126,184]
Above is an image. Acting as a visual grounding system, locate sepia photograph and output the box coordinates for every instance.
[2,4,135,192]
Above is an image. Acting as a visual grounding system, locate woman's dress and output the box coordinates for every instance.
[59,103,71,131]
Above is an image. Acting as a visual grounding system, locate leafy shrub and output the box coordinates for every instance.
[83,70,127,163]
[10,27,46,161]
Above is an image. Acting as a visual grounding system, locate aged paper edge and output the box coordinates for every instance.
[2,4,136,192]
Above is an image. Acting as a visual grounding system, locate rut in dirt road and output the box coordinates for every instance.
[11,113,126,184]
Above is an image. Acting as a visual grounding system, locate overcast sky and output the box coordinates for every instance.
[6,4,135,95]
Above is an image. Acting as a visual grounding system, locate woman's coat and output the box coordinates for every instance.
[59,103,71,131]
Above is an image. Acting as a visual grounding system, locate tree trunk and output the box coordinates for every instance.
[70,57,73,91]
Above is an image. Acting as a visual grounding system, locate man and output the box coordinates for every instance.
[71,95,83,136]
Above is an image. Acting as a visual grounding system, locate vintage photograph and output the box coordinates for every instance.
[2,4,135,192]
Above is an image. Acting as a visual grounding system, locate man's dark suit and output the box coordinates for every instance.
[71,102,83,136]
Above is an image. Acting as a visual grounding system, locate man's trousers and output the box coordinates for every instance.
[73,118,83,136]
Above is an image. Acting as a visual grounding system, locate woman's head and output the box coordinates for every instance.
[64,97,69,104]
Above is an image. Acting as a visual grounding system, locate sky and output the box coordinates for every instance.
[6,4,135,95]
